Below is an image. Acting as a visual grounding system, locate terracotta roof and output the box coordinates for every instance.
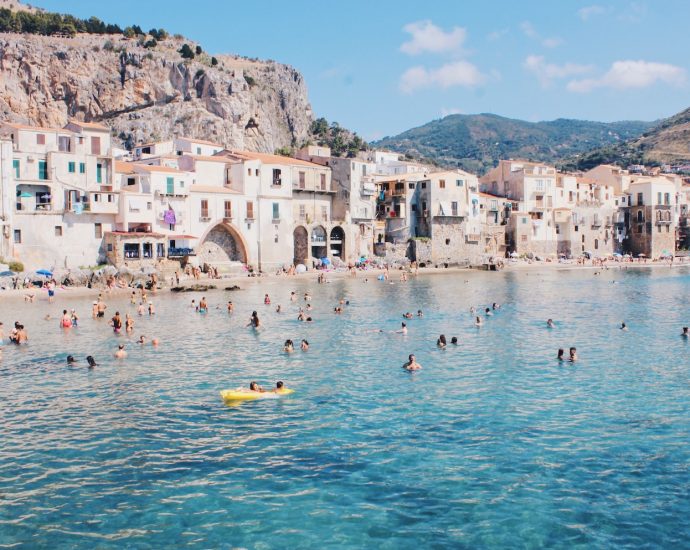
[67,120,110,131]
[115,161,136,174]
[225,150,327,168]
[167,234,198,239]
[133,164,184,174]
[189,184,240,194]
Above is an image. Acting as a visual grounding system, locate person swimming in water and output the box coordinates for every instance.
[437,334,447,349]
[569,347,578,362]
[66,355,77,365]
[273,381,285,392]
[248,311,261,328]
[137,335,146,344]
[396,322,408,335]
[301,339,309,351]
[249,381,264,393]
[283,339,294,352]
[547,319,555,328]
[86,356,98,368]
[227,301,234,313]
[403,312,413,319]
[450,336,458,345]
[620,322,628,331]
[264,294,271,305]
[475,316,483,327]
[199,297,208,312]
[276,304,282,313]
[402,354,422,371]
[417,310,423,317]
[682,327,689,338]
[485,307,493,316]
[114,344,127,359]
[557,348,564,361]
[492,302,501,310]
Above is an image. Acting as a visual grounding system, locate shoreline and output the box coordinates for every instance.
[0,258,683,302]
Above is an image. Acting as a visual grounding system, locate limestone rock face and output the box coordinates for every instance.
[0,32,314,151]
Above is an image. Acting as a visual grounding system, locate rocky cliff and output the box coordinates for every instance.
[0,31,314,151]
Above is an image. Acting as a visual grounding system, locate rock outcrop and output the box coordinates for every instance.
[0,31,314,151]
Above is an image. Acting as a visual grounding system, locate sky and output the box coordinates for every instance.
[31,1,690,141]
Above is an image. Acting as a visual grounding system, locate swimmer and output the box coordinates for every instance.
[290,292,297,302]
[137,301,145,316]
[569,347,578,362]
[492,302,501,310]
[300,339,309,351]
[304,292,311,301]
[306,304,312,311]
[247,311,261,328]
[284,339,294,352]
[470,306,476,314]
[249,381,264,393]
[148,301,155,315]
[682,327,689,338]
[125,314,134,332]
[396,322,408,335]
[276,304,282,313]
[227,301,234,313]
[620,322,628,331]
[437,334,447,349]
[485,308,493,316]
[402,354,422,371]
[137,335,146,344]
[152,338,160,347]
[557,348,564,361]
[305,316,313,323]
[114,344,127,359]
[450,336,458,345]
[417,310,423,317]
[547,319,555,328]
[91,301,98,319]
[297,311,306,321]
[264,294,271,305]
[199,297,208,312]
[475,316,483,327]
[273,381,285,392]
[66,355,77,365]
[191,299,196,308]
[86,356,98,368]
[403,312,413,319]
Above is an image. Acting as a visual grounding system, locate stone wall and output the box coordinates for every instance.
[430,218,482,264]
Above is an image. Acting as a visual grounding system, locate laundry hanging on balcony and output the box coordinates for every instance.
[163,207,177,225]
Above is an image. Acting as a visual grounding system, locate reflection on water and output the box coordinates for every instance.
[2,266,690,548]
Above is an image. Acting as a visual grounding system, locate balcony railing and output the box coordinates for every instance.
[168,247,196,258]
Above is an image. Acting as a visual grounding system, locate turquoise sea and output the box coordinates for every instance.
[2,266,690,548]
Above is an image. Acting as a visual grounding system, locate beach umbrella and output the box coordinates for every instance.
[613,252,622,257]
[321,257,331,265]
[18,192,32,198]
[638,253,646,257]
[295,264,307,274]
[0,270,16,277]
[36,269,52,277]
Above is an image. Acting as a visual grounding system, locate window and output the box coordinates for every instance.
[273,168,282,186]
[522,217,527,224]
[664,193,671,205]
[127,177,135,186]
[68,161,76,173]
[536,179,544,191]
[91,136,101,155]
[456,179,464,187]
[107,243,113,252]
[421,182,427,189]
[13,159,19,178]
[38,160,48,180]
[166,176,174,194]
[255,169,259,176]
[637,192,644,206]
[594,238,599,250]
[556,224,560,235]
[107,194,114,203]
[200,199,209,218]
[14,229,21,243]
[451,201,458,216]
[224,200,232,219]
[320,174,326,190]
[298,171,305,189]
[55,226,62,237]
[321,205,328,221]
[408,182,415,190]
[147,202,152,210]
[272,202,280,220]
[79,162,85,174]
[637,210,643,222]
[657,192,663,205]
[96,163,104,184]
[157,243,165,258]
[142,243,153,259]
[246,201,254,219]
[58,135,70,152]
[299,204,306,219]
[94,194,100,202]
[247,168,251,176]
[445,238,450,245]
[196,147,202,154]
[439,179,446,189]
[582,235,585,243]
[94,223,102,238]
[36,134,45,145]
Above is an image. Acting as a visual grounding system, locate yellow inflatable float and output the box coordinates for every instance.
[220,388,294,402]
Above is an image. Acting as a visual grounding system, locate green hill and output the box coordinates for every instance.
[373,113,653,174]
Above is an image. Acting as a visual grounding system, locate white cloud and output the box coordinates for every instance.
[524,55,593,87]
[578,5,605,20]
[520,20,562,48]
[441,107,463,117]
[567,60,687,92]
[400,61,486,93]
[400,20,466,55]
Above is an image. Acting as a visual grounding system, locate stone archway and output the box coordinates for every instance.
[293,226,308,265]
[330,226,345,259]
[198,223,248,266]
[311,225,327,260]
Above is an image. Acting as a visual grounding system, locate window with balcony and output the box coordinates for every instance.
[38,160,48,180]
[273,168,282,186]
[272,202,280,221]
[224,200,232,219]
[637,192,644,206]
[298,171,305,189]
[200,199,209,219]
[36,134,45,145]
[91,136,101,155]
[246,201,254,219]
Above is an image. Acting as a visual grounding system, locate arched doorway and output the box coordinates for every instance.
[330,226,345,259]
[311,225,327,260]
[198,223,248,267]
[293,226,308,265]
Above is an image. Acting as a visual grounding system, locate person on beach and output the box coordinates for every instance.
[403,354,422,371]
[199,297,208,313]
[275,304,282,313]
[114,344,127,359]
[148,302,155,315]
[96,299,107,318]
[130,291,137,305]
[547,319,555,328]
[248,311,261,328]
[569,347,578,362]
[137,301,145,316]
[111,312,123,334]
[283,339,294,352]
[301,339,309,351]
[437,334,447,349]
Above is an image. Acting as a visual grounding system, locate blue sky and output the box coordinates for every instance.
[32,1,690,140]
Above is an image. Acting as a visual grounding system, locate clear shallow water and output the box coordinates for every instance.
[2,267,690,548]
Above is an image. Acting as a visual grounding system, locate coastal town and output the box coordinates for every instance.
[0,119,687,276]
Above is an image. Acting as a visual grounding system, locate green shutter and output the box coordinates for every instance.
[166,177,174,194]
[12,159,19,178]
[79,162,85,174]
[38,160,48,180]
[96,163,102,183]
[68,161,75,173]
[272,202,279,219]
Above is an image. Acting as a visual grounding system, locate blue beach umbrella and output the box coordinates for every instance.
[0,270,16,277]
[36,269,53,277]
